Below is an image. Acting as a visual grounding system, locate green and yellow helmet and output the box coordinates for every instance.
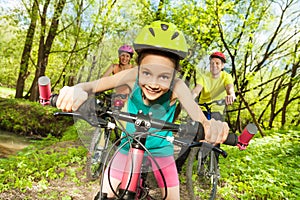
[133,21,188,60]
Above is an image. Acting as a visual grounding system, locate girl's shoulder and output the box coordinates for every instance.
[170,78,185,102]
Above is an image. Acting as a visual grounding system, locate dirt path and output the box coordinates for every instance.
[0,141,190,200]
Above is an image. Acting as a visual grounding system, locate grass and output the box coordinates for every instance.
[217,130,300,199]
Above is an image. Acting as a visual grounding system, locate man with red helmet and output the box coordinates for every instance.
[176,51,236,173]
[192,51,236,120]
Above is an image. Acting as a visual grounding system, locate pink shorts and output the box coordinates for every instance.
[105,152,179,188]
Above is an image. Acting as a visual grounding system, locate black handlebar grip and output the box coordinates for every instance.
[185,121,238,146]
[49,94,97,115]
[223,133,238,146]
[50,94,58,107]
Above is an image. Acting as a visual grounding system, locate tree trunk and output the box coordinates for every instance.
[28,0,66,101]
[15,0,38,98]
[238,92,264,137]
[281,43,300,127]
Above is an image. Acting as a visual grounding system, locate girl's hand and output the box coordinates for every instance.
[56,86,88,112]
[202,119,229,145]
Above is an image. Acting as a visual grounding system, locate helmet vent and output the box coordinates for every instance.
[171,32,179,40]
[148,28,155,37]
[161,23,169,31]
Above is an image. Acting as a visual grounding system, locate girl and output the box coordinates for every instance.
[56,21,229,199]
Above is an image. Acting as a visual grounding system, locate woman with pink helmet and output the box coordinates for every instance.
[102,44,136,96]
[102,44,135,77]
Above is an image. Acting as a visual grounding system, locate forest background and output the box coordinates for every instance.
[0,0,299,199]
[1,0,299,131]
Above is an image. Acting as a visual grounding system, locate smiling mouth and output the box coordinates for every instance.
[145,86,161,94]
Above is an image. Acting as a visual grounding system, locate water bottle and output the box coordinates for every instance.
[237,123,258,150]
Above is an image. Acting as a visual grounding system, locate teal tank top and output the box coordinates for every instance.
[119,81,176,157]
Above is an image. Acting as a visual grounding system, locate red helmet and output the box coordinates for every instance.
[210,52,226,63]
[118,45,134,57]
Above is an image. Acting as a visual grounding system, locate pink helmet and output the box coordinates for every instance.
[210,52,226,63]
[118,45,134,57]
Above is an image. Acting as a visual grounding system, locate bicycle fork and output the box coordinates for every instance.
[198,150,220,178]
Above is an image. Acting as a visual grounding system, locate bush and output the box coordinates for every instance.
[0,97,73,137]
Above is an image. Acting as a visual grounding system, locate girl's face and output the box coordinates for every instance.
[119,52,131,65]
[139,54,175,102]
[210,57,224,78]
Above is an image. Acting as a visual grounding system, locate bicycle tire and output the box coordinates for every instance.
[186,147,220,200]
[86,127,108,181]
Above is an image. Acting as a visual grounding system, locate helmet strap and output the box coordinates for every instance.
[169,68,176,91]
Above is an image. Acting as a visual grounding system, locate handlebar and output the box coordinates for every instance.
[50,95,238,158]
[199,99,225,107]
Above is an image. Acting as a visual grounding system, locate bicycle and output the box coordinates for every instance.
[51,97,238,200]
[185,99,259,200]
[38,75,126,181]
[184,99,228,200]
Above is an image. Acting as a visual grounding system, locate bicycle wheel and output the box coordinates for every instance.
[86,127,109,181]
[186,148,220,200]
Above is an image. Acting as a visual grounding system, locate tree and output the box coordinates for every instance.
[15,0,38,98]
[212,0,300,131]
[26,0,67,101]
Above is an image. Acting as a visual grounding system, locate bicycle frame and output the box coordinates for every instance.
[199,99,226,120]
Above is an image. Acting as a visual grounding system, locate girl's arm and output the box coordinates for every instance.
[191,84,203,99]
[57,68,138,112]
[172,78,207,124]
[93,67,137,93]
[173,78,229,145]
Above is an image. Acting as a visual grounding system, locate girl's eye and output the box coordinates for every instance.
[142,71,150,76]
[160,75,170,80]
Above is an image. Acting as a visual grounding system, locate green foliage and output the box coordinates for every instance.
[0,97,73,137]
[0,15,25,88]
[218,130,300,199]
[0,135,87,193]
[60,125,79,141]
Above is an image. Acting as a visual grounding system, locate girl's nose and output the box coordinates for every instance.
[148,82,160,90]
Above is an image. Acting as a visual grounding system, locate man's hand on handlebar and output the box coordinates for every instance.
[225,94,236,105]
[202,119,229,145]
[56,86,88,112]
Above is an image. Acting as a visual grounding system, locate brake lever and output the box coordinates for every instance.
[188,141,228,158]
